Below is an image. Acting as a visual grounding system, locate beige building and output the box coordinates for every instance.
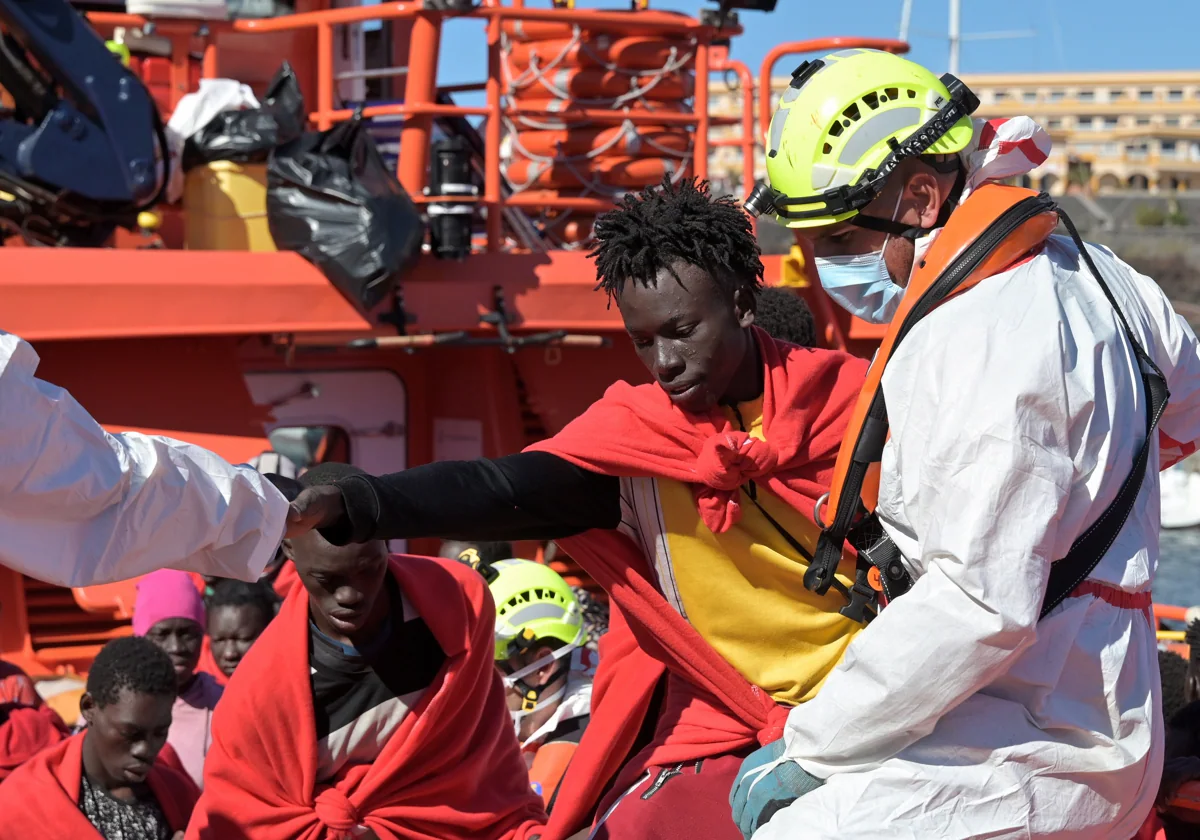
[708,70,1200,196]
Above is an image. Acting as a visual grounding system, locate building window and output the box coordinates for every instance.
[1047,118,1063,129]
[1138,89,1155,102]
[1109,89,1124,102]
[1103,116,1119,129]
[1022,91,1037,103]
[1126,142,1149,160]
[1166,116,1181,127]
[1168,89,1184,101]
[1075,143,1095,154]
[993,91,1009,102]
[1048,90,1065,102]
[1162,140,1178,155]
[1078,90,1095,102]
[1136,116,1152,126]
[1102,143,1119,157]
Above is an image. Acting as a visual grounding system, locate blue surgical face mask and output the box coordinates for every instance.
[814,193,906,325]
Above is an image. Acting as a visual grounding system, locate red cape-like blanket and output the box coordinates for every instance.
[528,331,867,838]
[0,731,199,835]
[186,555,547,840]
[528,328,865,534]
[0,703,68,781]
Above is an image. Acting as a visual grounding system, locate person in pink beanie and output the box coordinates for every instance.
[134,569,222,790]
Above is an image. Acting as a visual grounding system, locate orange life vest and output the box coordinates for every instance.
[805,183,1167,625]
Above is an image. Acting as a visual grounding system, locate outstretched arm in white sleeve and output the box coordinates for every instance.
[0,333,289,587]
[780,313,1076,777]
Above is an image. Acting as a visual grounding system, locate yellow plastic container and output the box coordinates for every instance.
[184,160,276,251]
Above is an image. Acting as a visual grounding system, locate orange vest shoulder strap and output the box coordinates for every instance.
[806,185,1059,604]
[824,184,1058,522]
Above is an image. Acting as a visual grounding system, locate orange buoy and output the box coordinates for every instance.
[512,125,690,159]
[501,17,696,212]
[509,67,693,103]
[503,156,690,191]
[506,35,694,73]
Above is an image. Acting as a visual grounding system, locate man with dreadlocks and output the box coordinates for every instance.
[284,177,867,840]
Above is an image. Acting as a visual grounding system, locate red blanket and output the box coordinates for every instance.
[0,703,68,781]
[272,560,302,601]
[528,328,865,534]
[0,731,198,835]
[187,555,547,840]
[196,636,229,687]
[529,332,867,838]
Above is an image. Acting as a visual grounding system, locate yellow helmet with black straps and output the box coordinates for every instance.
[746,49,979,229]
[487,558,587,662]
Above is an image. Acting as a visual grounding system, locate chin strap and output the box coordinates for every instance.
[501,641,579,712]
[848,159,967,241]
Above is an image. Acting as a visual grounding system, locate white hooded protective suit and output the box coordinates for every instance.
[0,331,289,587]
[756,122,1200,840]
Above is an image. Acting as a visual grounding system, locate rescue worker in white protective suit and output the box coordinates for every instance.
[0,331,290,587]
[727,49,1200,839]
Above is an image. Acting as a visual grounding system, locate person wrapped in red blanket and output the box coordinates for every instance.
[284,178,868,839]
[0,652,69,781]
[0,702,68,781]
[187,463,547,840]
[0,636,200,838]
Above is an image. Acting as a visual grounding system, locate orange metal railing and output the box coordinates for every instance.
[709,44,756,202]
[90,2,747,253]
[227,2,738,251]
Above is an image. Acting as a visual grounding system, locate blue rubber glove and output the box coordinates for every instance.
[729,739,825,839]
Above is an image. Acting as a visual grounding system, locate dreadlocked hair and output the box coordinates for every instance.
[590,176,764,302]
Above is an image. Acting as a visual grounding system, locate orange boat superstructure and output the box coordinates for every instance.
[0,1,910,678]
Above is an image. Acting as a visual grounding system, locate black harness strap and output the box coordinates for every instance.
[814,199,1170,624]
[1039,212,1169,618]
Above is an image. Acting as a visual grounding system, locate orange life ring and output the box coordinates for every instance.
[509,67,693,102]
[512,126,690,158]
[500,20,696,200]
[503,156,690,190]
[505,35,694,73]
[506,99,690,130]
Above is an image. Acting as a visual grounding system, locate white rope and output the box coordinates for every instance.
[499,29,698,205]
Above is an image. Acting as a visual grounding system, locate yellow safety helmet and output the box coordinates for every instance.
[487,558,586,662]
[746,49,979,230]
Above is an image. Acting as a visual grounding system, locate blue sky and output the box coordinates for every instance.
[420,0,1198,89]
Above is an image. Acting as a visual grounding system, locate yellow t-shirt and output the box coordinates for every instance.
[655,397,861,705]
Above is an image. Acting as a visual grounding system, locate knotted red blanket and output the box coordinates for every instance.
[529,334,866,838]
[0,702,68,781]
[186,555,547,840]
[528,328,866,534]
[0,732,199,835]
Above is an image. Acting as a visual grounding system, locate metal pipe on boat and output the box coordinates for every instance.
[348,333,610,350]
[317,23,334,130]
[710,50,756,202]
[693,33,710,183]
[485,10,503,252]
[398,11,443,197]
